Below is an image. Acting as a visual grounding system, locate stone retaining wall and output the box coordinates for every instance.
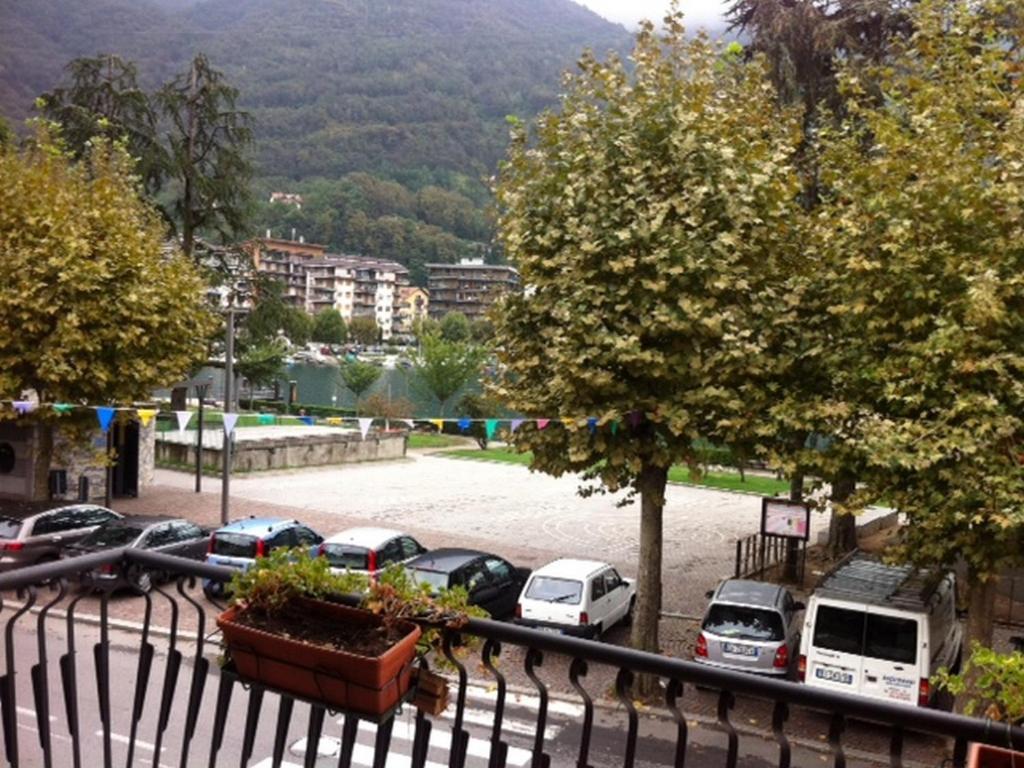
[156,431,407,472]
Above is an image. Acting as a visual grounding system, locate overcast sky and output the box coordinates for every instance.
[576,0,731,30]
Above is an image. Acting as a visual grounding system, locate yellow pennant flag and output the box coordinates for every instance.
[430,419,444,431]
[326,417,343,426]
[136,408,157,427]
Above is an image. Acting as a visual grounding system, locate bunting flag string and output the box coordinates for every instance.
[0,398,642,439]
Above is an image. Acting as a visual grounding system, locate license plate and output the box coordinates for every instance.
[815,667,853,685]
[722,642,758,657]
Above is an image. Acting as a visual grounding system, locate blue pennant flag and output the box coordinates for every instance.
[95,406,115,432]
[298,416,315,426]
[587,417,598,434]
[457,417,472,432]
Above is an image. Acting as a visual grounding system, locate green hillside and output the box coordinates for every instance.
[0,0,630,280]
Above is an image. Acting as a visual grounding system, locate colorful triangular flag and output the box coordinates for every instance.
[611,420,620,436]
[258,413,275,426]
[457,417,472,432]
[222,413,239,435]
[175,410,192,434]
[358,417,373,439]
[430,419,444,432]
[52,403,74,415]
[510,418,524,432]
[326,417,343,426]
[627,411,644,429]
[485,419,499,441]
[95,406,115,432]
[399,419,415,429]
[298,416,315,426]
[537,418,550,430]
[12,400,35,415]
[136,409,157,427]
[587,417,598,434]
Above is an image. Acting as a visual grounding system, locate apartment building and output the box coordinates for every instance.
[426,259,520,321]
[395,286,430,337]
[304,255,409,340]
[248,236,328,308]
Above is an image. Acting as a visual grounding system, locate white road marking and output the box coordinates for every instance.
[463,683,585,718]
[16,705,57,721]
[95,731,163,752]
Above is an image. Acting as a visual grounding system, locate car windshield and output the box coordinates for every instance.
[321,544,370,571]
[0,518,21,539]
[525,576,583,604]
[703,604,785,641]
[212,533,258,558]
[409,568,449,591]
[80,525,143,549]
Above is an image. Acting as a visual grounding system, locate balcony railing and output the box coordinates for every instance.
[1,548,1022,768]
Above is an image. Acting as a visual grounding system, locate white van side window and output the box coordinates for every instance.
[813,605,864,655]
[864,615,917,664]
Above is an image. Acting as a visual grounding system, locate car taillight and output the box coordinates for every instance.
[317,543,326,557]
[1,541,24,552]
[695,632,708,658]
[579,611,589,626]
[797,654,807,682]
[99,563,117,575]
[207,535,215,555]
[255,539,267,557]
[368,550,378,574]
[918,678,930,707]
[515,603,522,619]
[773,644,789,669]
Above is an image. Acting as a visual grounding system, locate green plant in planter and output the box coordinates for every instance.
[934,643,1024,722]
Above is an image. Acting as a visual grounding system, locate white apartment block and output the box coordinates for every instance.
[305,255,409,340]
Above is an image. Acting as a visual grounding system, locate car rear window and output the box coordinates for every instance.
[0,518,21,539]
[80,525,143,548]
[321,544,370,571]
[703,604,785,641]
[410,568,450,591]
[525,576,583,604]
[812,605,918,664]
[212,533,258,558]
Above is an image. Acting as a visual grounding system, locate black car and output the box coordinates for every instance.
[68,515,210,594]
[405,548,530,620]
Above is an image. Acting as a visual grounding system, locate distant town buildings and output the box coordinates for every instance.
[426,258,520,321]
[395,286,430,336]
[249,236,408,340]
[269,192,304,209]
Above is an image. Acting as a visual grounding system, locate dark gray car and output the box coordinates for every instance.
[695,579,804,677]
[69,516,210,594]
[0,504,122,571]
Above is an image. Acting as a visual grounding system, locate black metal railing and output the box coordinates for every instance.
[1,549,1023,768]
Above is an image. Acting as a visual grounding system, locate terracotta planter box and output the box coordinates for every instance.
[969,743,1024,767]
[217,597,422,716]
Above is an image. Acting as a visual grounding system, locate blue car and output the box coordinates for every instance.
[202,517,324,598]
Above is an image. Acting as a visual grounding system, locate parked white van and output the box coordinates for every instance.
[514,559,636,638]
[799,555,962,707]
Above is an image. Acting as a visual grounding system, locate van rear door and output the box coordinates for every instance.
[859,608,921,706]
[806,601,866,695]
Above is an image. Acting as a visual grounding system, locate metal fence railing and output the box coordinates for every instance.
[1,549,1023,768]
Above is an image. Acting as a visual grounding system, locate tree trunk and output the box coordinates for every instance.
[630,462,668,698]
[957,571,997,713]
[784,473,803,581]
[31,422,55,502]
[827,473,857,557]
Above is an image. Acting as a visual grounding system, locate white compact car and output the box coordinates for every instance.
[318,527,427,578]
[514,558,635,638]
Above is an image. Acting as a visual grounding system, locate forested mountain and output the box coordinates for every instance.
[0,0,630,283]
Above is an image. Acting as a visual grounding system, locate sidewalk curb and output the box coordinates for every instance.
[15,603,932,768]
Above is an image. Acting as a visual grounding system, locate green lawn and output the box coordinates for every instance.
[407,433,465,449]
[444,448,789,496]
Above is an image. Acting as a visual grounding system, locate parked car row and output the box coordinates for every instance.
[694,555,963,709]
[201,517,637,635]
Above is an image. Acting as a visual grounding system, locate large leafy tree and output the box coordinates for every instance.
[158,54,253,261]
[37,54,165,195]
[0,133,216,498]
[339,360,382,413]
[819,0,1024,650]
[348,316,380,346]
[312,309,347,345]
[493,18,800,686]
[728,0,915,556]
[411,332,487,417]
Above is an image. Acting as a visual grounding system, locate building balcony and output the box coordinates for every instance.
[0,550,1019,768]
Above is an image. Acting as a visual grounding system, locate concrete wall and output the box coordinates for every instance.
[156,431,407,472]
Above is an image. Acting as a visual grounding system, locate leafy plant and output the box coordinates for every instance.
[934,644,1024,723]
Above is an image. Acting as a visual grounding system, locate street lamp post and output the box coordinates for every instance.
[221,308,236,525]
[194,379,211,493]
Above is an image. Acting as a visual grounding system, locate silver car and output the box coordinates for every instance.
[0,504,123,571]
[695,579,804,677]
